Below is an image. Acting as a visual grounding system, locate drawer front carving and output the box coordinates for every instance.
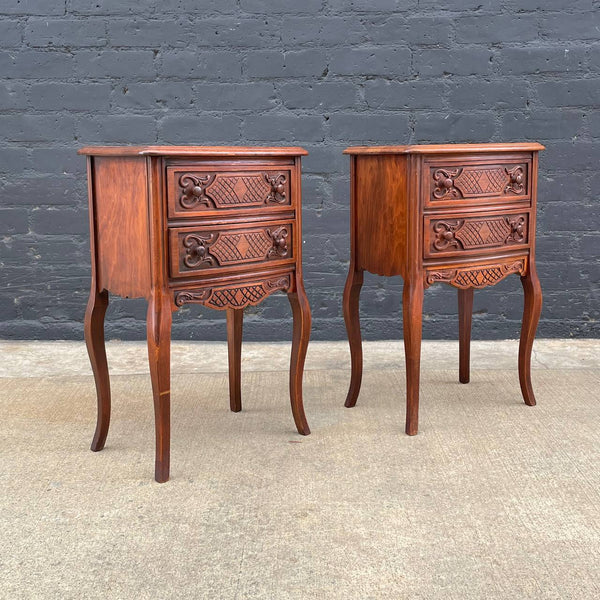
[424,212,529,258]
[167,168,291,218]
[174,274,291,310]
[424,257,527,290]
[427,162,529,207]
[169,222,293,278]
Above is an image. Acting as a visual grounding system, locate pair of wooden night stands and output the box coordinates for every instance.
[80,142,544,482]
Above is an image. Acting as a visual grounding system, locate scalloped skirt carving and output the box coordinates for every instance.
[174,275,291,310]
[424,258,527,289]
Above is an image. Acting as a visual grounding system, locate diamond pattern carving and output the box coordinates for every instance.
[210,231,273,264]
[455,168,507,197]
[209,175,272,207]
[455,218,512,248]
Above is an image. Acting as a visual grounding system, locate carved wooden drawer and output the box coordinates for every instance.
[424,255,528,289]
[174,272,292,310]
[166,167,292,219]
[423,210,529,259]
[169,220,294,278]
[426,160,530,209]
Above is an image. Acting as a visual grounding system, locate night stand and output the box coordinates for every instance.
[342,143,544,435]
[80,146,311,482]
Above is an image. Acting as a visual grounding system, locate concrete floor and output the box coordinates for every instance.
[1,338,598,378]
[1,339,599,599]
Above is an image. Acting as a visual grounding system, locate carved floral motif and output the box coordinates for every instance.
[179,174,216,209]
[505,166,525,194]
[425,260,526,289]
[506,216,526,242]
[432,168,462,199]
[182,233,217,268]
[265,174,287,204]
[432,220,463,250]
[174,276,291,309]
[267,226,289,258]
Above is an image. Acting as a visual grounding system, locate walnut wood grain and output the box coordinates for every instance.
[343,142,544,436]
[83,146,311,483]
[92,157,151,298]
[355,154,408,278]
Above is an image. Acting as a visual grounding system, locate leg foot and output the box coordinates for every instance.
[288,277,311,435]
[403,279,424,436]
[85,288,111,452]
[458,288,474,384]
[519,262,542,406]
[343,268,364,408]
[226,308,243,413]
[147,292,172,483]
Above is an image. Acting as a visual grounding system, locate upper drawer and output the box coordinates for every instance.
[166,167,292,219]
[425,159,531,209]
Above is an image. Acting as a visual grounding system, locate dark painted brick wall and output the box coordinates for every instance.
[1,0,599,341]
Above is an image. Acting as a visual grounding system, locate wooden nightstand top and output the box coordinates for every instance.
[343,142,545,155]
[78,145,309,157]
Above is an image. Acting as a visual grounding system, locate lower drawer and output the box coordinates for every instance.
[169,220,294,278]
[424,255,528,289]
[173,272,292,309]
[424,210,529,259]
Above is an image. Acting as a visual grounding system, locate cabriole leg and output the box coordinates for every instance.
[458,288,474,384]
[343,267,364,408]
[85,288,111,452]
[288,276,311,435]
[519,261,542,406]
[226,308,243,413]
[403,278,424,436]
[147,292,173,483]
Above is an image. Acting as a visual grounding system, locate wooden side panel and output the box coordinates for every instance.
[93,156,151,297]
[355,154,407,277]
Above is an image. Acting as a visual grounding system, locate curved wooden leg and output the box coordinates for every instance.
[288,276,311,435]
[519,261,542,406]
[343,267,364,408]
[226,308,243,413]
[147,292,173,483]
[85,288,111,452]
[403,278,424,436]
[458,288,474,384]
